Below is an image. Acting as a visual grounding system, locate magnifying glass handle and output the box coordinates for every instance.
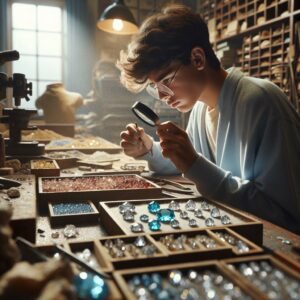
[135,123,153,156]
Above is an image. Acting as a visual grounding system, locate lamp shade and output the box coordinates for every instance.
[97,0,138,35]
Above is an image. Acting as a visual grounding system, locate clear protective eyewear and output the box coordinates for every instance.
[146,65,181,100]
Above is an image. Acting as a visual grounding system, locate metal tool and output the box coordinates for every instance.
[16,237,110,279]
[143,175,193,191]
[0,176,21,188]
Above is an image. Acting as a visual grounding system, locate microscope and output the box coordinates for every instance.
[0,50,45,156]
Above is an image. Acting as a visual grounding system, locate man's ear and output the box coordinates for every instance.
[191,47,206,70]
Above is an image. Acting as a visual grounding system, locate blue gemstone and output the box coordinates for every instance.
[151,273,162,285]
[157,290,171,300]
[141,274,152,286]
[74,272,108,300]
[156,209,175,223]
[148,201,160,213]
[149,219,161,231]
[140,214,149,222]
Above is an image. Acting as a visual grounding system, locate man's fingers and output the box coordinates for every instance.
[126,123,139,135]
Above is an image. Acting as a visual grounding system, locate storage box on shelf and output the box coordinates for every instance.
[99,197,263,244]
[30,159,60,177]
[235,21,290,93]
[48,200,99,227]
[221,254,300,300]
[200,0,300,108]
[113,260,261,300]
[37,174,162,210]
[214,0,291,40]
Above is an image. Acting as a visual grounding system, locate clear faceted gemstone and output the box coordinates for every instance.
[221,214,232,225]
[119,202,135,214]
[141,245,156,256]
[169,240,184,251]
[123,210,135,222]
[205,217,215,227]
[130,223,144,233]
[194,208,203,218]
[179,210,189,219]
[148,219,161,231]
[148,201,160,214]
[104,239,113,249]
[185,199,196,211]
[211,207,221,218]
[115,239,125,249]
[168,200,180,211]
[134,236,147,248]
[156,208,175,223]
[140,214,149,222]
[188,219,198,227]
[63,224,78,238]
[169,270,183,285]
[236,240,250,252]
[200,201,210,211]
[170,219,180,229]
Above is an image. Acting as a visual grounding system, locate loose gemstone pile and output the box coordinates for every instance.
[159,234,219,251]
[31,160,57,169]
[103,236,157,258]
[42,175,155,192]
[228,260,300,299]
[128,269,252,300]
[214,231,251,253]
[52,202,94,215]
[75,248,101,270]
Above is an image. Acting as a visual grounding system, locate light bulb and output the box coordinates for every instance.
[112,19,124,31]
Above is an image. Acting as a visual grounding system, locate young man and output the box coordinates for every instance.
[118,4,300,233]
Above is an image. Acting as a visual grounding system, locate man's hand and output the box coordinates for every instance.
[156,121,198,173]
[120,123,153,158]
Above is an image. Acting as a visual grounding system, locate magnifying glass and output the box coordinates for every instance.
[131,101,160,127]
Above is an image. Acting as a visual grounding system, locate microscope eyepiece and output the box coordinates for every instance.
[0,50,20,66]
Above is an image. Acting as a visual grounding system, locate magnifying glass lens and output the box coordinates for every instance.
[131,101,160,127]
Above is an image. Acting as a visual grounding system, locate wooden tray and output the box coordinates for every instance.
[30,159,60,177]
[209,227,263,256]
[99,197,263,244]
[98,234,168,270]
[65,240,113,273]
[38,174,163,210]
[65,241,122,300]
[113,260,261,300]
[221,254,300,300]
[48,200,99,227]
[7,175,37,243]
[150,228,232,263]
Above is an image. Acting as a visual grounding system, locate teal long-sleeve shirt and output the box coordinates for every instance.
[140,68,300,234]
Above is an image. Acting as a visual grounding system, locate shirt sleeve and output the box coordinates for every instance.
[185,116,300,233]
[136,140,180,175]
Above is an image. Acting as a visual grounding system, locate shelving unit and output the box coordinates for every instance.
[198,0,300,111]
[123,1,300,112]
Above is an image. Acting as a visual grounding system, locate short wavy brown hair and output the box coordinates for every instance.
[117,4,220,93]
